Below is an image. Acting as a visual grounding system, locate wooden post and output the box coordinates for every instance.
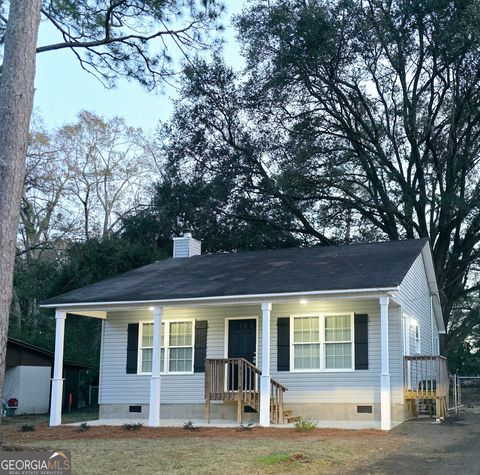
[205,359,211,423]
[237,359,243,424]
[435,397,441,421]
[279,386,284,424]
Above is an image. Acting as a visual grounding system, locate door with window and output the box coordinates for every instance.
[227,319,257,390]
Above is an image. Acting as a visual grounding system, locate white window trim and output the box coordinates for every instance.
[137,318,196,375]
[289,313,355,373]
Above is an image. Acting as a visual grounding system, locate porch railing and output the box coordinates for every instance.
[404,355,449,398]
[205,358,287,424]
[404,355,449,419]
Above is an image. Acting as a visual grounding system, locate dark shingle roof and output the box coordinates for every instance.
[41,238,428,306]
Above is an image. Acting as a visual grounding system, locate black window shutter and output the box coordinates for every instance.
[194,320,208,373]
[354,314,369,370]
[126,323,139,374]
[277,317,290,371]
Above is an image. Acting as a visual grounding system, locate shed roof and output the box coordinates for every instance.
[7,338,90,369]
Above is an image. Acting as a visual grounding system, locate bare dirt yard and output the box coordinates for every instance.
[1,413,479,474]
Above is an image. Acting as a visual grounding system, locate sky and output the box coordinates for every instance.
[33,2,245,133]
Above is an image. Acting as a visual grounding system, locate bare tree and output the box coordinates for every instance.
[56,111,153,240]
[19,120,73,259]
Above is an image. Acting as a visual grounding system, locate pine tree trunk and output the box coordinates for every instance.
[0,0,42,403]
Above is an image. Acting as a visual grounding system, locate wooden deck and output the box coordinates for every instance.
[205,358,287,424]
[404,355,449,419]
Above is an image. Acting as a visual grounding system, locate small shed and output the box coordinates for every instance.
[3,338,88,415]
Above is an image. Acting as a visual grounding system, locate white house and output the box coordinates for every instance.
[41,235,446,430]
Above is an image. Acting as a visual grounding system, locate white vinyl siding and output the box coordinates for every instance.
[394,253,440,355]
[99,298,404,407]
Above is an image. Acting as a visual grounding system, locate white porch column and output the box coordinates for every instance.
[49,310,66,426]
[380,296,391,431]
[259,302,272,427]
[148,306,163,427]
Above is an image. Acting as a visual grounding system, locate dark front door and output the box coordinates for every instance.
[228,319,256,363]
[227,319,257,391]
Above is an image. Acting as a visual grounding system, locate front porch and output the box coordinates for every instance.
[48,295,407,430]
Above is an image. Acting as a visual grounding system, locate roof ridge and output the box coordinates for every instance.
[182,237,429,259]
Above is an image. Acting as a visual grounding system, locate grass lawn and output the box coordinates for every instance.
[2,413,476,474]
[1,420,400,475]
[10,436,392,474]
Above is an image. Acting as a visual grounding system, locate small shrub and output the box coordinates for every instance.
[77,422,90,432]
[19,423,35,432]
[294,417,317,432]
[183,421,200,432]
[122,422,143,431]
[237,422,254,431]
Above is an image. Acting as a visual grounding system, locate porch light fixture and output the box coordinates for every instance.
[148,306,155,311]
[300,299,308,305]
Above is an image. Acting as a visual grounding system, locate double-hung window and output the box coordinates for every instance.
[293,316,321,370]
[168,321,194,372]
[324,315,353,369]
[291,314,354,371]
[139,320,193,374]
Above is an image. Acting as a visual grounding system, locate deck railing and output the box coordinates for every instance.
[205,358,286,424]
[404,355,449,399]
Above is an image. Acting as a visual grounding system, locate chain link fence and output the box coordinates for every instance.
[450,375,480,413]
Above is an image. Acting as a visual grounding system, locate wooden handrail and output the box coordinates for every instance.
[404,355,449,398]
[205,358,287,424]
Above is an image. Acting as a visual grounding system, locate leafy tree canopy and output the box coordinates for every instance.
[153,0,480,341]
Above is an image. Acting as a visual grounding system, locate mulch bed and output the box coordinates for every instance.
[1,423,391,443]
